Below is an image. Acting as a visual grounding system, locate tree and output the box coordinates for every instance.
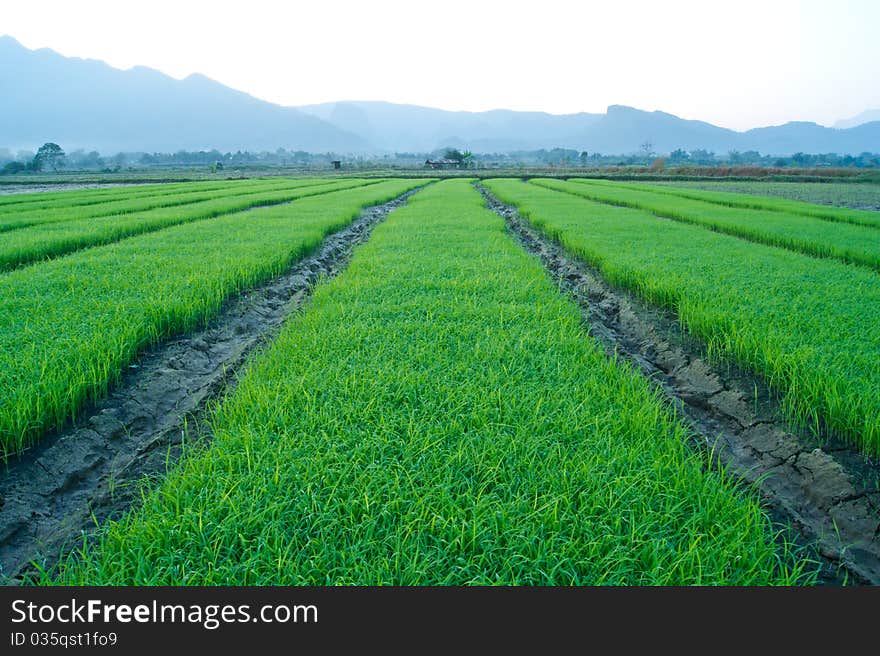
[33,142,66,172]
[76,150,105,169]
[444,148,464,164]
[1,161,26,175]
[791,152,810,167]
[579,151,589,166]
[442,148,474,169]
[639,140,654,160]
[689,149,715,164]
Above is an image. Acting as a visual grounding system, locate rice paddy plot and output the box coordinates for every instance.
[645,180,880,216]
[485,178,880,457]
[0,177,337,232]
[535,178,880,271]
[0,178,376,270]
[48,180,806,585]
[0,179,424,458]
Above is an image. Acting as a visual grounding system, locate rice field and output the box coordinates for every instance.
[0,178,376,270]
[486,178,880,457]
[2,174,877,585]
[646,180,880,213]
[0,178,324,232]
[0,178,421,458]
[47,180,805,585]
[534,179,880,270]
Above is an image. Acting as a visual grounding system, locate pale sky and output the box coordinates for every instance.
[4,0,879,130]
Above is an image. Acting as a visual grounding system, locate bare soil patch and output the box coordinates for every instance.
[479,183,880,585]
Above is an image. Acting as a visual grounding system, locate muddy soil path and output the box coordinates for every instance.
[0,187,423,583]
[478,184,880,585]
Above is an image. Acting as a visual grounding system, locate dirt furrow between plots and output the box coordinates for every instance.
[0,187,422,584]
[478,183,880,585]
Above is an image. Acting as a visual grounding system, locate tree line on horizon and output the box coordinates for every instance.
[2,143,879,175]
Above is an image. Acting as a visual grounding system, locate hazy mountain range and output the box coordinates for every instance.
[834,109,880,130]
[0,36,365,153]
[2,35,879,156]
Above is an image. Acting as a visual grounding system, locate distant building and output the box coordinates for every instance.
[424,158,460,170]
[331,160,341,169]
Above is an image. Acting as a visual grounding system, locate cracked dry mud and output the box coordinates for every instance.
[0,188,422,583]
[478,183,880,585]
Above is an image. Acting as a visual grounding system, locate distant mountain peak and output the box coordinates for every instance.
[835,109,880,130]
[0,37,366,153]
[606,104,641,114]
[183,72,216,84]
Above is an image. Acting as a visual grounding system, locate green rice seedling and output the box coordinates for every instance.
[485,178,880,457]
[535,179,880,271]
[49,179,807,585]
[0,178,336,232]
[643,180,880,220]
[0,179,377,270]
[0,179,425,458]
[0,179,267,212]
[0,181,223,210]
[0,177,342,211]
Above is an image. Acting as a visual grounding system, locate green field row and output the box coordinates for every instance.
[49,179,804,585]
[646,180,880,218]
[535,179,880,272]
[0,179,425,459]
[0,178,333,232]
[484,179,880,457]
[0,182,189,209]
[0,179,255,213]
[0,179,376,271]
[0,178,325,213]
